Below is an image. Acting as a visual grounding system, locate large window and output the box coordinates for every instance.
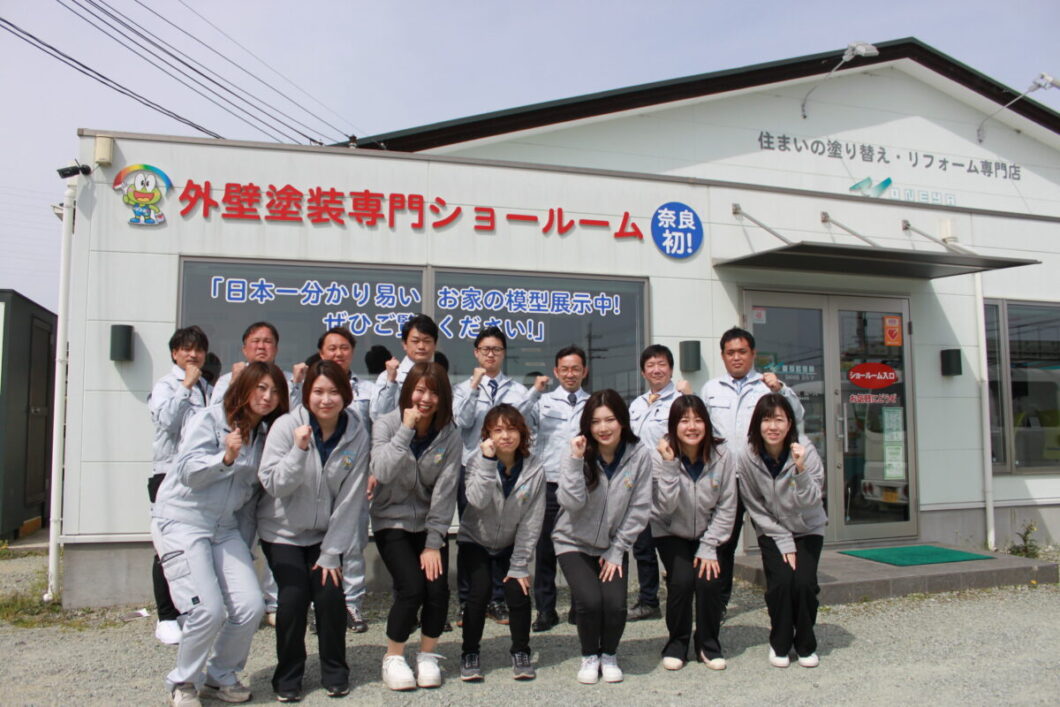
[986,300,1060,472]
[181,259,646,399]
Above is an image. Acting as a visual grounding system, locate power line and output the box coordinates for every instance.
[84,0,321,144]
[57,0,291,143]
[0,16,224,138]
[173,0,363,140]
[132,0,346,144]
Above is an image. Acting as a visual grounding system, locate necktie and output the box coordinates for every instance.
[488,378,498,403]
[648,393,661,405]
[567,392,577,407]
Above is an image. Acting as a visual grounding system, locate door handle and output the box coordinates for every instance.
[837,405,848,454]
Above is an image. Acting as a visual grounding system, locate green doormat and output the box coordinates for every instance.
[839,545,994,566]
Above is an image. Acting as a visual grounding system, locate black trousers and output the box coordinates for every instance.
[148,473,180,622]
[632,525,660,607]
[261,541,348,692]
[457,466,505,605]
[532,482,560,616]
[559,551,628,656]
[375,528,450,643]
[458,542,531,656]
[655,535,726,661]
[715,496,745,607]
[758,534,823,658]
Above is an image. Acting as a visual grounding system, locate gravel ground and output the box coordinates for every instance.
[1,550,1057,706]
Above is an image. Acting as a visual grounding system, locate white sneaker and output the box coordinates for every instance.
[797,652,820,668]
[577,655,600,684]
[705,656,727,671]
[155,619,182,645]
[600,653,623,683]
[769,646,790,668]
[661,656,684,670]
[382,654,416,691]
[416,652,444,688]
[170,683,201,707]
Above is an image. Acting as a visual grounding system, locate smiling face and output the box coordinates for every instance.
[242,326,278,363]
[554,353,588,393]
[307,374,343,424]
[474,336,505,376]
[760,406,791,454]
[722,337,755,379]
[676,410,707,458]
[319,333,353,372]
[248,378,281,420]
[131,172,161,205]
[641,354,673,393]
[488,417,522,457]
[172,344,205,371]
[590,404,622,453]
[410,379,439,419]
[403,328,436,364]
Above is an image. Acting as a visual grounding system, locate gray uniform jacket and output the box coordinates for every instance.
[153,406,267,535]
[369,409,461,550]
[209,368,302,410]
[527,387,588,483]
[452,373,535,465]
[700,370,804,447]
[257,407,370,569]
[650,444,738,561]
[736,438,826,555]
[552,441,653,566]
[457,453,546,578]
[628,382,679,452]
[149,365,212,477]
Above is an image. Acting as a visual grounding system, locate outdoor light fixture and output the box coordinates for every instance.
[56,162,91,179]
[801,41,880,119]
[977,72,1060,143]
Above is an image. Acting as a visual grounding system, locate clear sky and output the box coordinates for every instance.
[2,0,1058,311]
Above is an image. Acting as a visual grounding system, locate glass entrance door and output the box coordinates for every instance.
[745,292,917,542]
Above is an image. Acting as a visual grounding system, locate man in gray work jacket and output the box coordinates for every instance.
[700,326,805,612]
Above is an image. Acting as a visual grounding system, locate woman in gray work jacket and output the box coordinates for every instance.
[370,361,461,691]
[652,394,737,672]
[151,361,288,707]
[457,403,545,682]
[738,393,826,669]
[553,388,652,685]
[257,360,370,702]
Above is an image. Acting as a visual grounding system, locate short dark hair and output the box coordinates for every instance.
[480,403,531,458]
[169,326,208,358]
[720,327,755,352]
[554,345,587,367]
[665,394,723,463]
[364,345,392,375]
[401,314,438,342]
[302,359,353,410]
[475,326,506,348]
[317,326,355,352]
[399,362,453,431]
[433,350,450,373]
[578,389,639,490]
[639,344,674,371]
[242,321,279,344]
[747,393,798,456]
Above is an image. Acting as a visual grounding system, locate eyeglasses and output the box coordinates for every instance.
[476,346,504,355]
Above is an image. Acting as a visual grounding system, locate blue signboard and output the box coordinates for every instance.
[651,202,703,259]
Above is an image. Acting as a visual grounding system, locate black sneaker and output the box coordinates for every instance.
[275,689,302,703]
[532,611,559,632]
[627,601,661,621]
[460,652,484,682]
[442,620,453,633]
[512,651,536,680]
[488,600,510,625]
[325,684,350,698]
[346,606,368,633]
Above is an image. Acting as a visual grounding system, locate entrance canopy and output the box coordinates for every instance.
[714,241,1039,279]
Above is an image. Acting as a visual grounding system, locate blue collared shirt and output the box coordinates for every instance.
[309,411,348,466]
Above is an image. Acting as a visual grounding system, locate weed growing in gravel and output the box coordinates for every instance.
[0,541,48,561]
[0,571,122,630]
[1008,522,1041,559]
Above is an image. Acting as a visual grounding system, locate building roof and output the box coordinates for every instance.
[353,37,1060,152]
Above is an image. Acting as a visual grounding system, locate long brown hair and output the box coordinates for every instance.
[223,361,289,439]
[480,403,531,458]
[665,394,723,463]
[578,389,638,490]
[398,362,453,432]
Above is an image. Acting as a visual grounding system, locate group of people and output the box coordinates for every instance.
[146,314,826,705]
